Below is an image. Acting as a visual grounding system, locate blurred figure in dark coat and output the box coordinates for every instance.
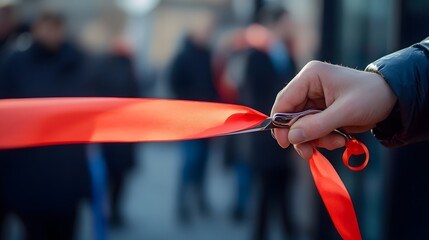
[83,24,140,226]
[0,10,90,240]
[212,29,250,222]
[239,7,297,240]
[169,17,218,223]
[88,48,139,227]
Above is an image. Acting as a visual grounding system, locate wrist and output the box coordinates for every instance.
[365,67,401,147]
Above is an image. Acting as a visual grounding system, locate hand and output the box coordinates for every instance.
[271,61,397,159]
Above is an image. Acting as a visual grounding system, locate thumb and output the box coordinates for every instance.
[288,105,345,144]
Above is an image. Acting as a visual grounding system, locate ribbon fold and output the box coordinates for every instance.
[0,97,366,239]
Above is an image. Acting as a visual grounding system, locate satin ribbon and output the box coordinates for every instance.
[0,97,368,239]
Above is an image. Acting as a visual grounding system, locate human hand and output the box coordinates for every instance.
[271,61,397,159]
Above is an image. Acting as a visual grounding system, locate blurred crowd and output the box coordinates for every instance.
[0,2,139,240]
[170,7,298,240]
[0,0,429,240]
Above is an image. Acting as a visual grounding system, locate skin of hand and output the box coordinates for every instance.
[271,61,397,159]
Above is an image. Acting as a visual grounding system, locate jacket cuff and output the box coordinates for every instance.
[366,38,429,147]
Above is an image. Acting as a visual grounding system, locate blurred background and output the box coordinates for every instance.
[0,0,428,240]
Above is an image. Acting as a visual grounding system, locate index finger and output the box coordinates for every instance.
[271,75,308,115]
[271,61,326,147]
[271,61,322,116]
[270,68,310,148]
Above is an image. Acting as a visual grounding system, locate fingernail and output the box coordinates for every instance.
[289,129,306,144]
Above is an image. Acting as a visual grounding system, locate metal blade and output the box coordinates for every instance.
[225,118,274,136]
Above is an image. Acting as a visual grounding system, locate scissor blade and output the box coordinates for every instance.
[225,118,274,136]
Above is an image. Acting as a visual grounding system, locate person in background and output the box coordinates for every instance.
[92,43,139,228]
[169,17,218,223]
[0,10,90,240]
[239,6,297,240]
[213,29,251,223]
[81,16,140,227]
[88,46,138,227]
[0,0,29,61]
[0,1,18,236]
[264,8,296,83]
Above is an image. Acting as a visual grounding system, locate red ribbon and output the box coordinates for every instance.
[0,98,266,148]
[0,97,367,239]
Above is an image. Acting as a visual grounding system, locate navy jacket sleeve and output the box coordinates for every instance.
[366,37,429,147]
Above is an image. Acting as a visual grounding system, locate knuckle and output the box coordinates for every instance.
[305,60,324,71]
[301,60,326,82]
[275,88,285,101]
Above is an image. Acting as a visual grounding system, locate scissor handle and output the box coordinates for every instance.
[272,110,354,142]
[272,109,369,171]
[272,109,322,127]
[334,128,353,141]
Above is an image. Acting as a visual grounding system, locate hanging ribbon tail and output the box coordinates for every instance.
[0,98,268,149]
[309,148,362,240]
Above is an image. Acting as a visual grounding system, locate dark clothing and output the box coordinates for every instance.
[0,42,89,98]
[240,48,297,239]
[383,141,429,240]
[17,210,77,240]
[368,37,429,147]
[254,170,294,240]
[102,143,136,178]
[241,49,281,114]
[170,37,217,102]
[241,48,295,171]
[87,53,139,177]
[0,41,90,240]
[367,38,429,240]
[86,52,139,225]
[0,146,90,214]
[169,36,217,222]
[87,54,139,98]
[177,139,210,210]
[0,24,29,62]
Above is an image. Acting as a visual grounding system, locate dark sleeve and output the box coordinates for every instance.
[366,37,429,147]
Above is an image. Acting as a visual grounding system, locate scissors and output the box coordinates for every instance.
[228,109,353,141]
[227,109,370,171]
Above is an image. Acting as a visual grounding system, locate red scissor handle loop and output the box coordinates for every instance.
[342,138,369,171]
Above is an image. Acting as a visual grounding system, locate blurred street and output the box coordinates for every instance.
[80,141,253,240]
[4,141,254,240]
[1,0,429,239]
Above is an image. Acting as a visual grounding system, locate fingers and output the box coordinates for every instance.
[294,133,346,159]
[273,128,290,148]
[294,143,313,160]
[314,132,346,150]
[271,61,340,146]
[271,61,351,149]
[271,61,322,115]
[288,103,346,144]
